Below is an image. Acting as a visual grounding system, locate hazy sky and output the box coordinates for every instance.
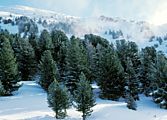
[1,0,167,25]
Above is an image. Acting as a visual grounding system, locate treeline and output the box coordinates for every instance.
[0,29,166,119]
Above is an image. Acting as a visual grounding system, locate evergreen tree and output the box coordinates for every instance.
[51,30,69,82]
[84,34,109,82]
[74,72,95,120]
[0,35,19,95]
[98,44,125,100]
[152,52,167,109]
[140,47,157,95]
[38,29,52,59]
[48,80,71,119]
[125,57,139,100]
[19,39,37,81]
[28,33,41,62]
[66,36,89,93]
[116,40,141,75]
[40,50,59,91]
[51,30,68,62]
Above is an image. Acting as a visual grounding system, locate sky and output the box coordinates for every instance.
[1,0,167,25]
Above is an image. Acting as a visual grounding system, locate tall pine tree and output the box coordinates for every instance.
[19,39,37,81]
[51,30,69,82]
[40,50,59,91]
[0,35,19,95]
[66,36,89,93]
[140,47,157,96]
[48,80,71,119]
[98,44,125,100]
[74,72,95,120]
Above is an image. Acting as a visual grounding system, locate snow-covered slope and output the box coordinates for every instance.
[0,5,167,53]
[0,81,166,120]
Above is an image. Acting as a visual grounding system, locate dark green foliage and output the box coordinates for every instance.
[38,29,53,59]
[98,44,125,100]
[51,30,68,62]
[152,52,167,109]
[18,39,37,81]
[116,40,141,99]
[66,36,89,93]
[0,80,6,96]
[116,39,141,73]
[85,34,111,82]
[85,34,109,48]
[48,80,71,119]
[0,35,19,95]
[51,30,69,82]
[140,47,157,95]
[74,72,95,120]
[28,33,41,62]
[125,57,139,100]
[40,50,59,91]
[39,29,52,51]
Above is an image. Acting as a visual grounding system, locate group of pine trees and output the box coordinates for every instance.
[0,29,167,119]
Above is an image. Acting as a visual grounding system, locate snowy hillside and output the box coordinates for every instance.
[0,5,167,52]
[0,81,166,120]
[0,5,167,120]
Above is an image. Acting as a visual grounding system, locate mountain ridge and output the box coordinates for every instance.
[0,5,167,54]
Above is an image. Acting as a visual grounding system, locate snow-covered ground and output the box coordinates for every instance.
[0,81,166,120]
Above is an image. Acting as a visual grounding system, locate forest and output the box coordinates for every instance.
[0,29,166,119]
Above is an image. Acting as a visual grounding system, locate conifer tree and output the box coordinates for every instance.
[28,33,40,62]
[125,57,139,100]
[85,34,110,82]
[40,50,59,91]
[51,30,69,82]
[152,52,167,109]
[74,72,95,120]
[48,80,71,119]
[98,44,125,100]
[38,29,52,59]
[0,35,19,95]
[66,36,89,93]
[19,39,37,81]
[140,47,157,95]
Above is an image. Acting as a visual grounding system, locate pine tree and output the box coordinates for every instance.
[0,35,19,95]
[48,80,71,119]
[125,57,139,100]
[116,40,141,78]
[51,30,69,82]
[66,36,89,93]
[40,50,59,91]
[51,30,68,62]
[98,45,125,100]
[152,52,167,109]
[19,39,37,81]
[140,47,157,96]
[74,72,95,120]
[28,33,41,62]
[38,29,53,60]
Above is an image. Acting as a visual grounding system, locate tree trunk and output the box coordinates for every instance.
[55,110,58,119]
[83,113,86,120]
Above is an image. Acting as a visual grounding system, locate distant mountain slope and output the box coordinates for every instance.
[0,5,167,54]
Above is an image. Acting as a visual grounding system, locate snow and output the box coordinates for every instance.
[0,23,18,34]
[0,5,167,55]
[0,81,166,120]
